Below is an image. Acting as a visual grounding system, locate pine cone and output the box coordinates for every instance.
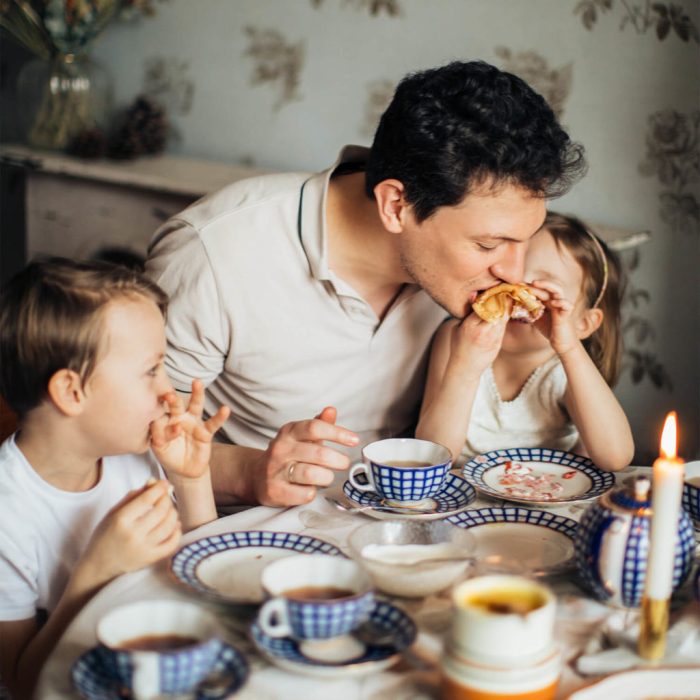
[107,127,142,160]
[67,128,107,159]
[107,96,169,160]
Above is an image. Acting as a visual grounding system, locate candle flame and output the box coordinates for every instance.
[660,412,677,459]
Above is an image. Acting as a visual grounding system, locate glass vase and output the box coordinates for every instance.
[16,53,112,151]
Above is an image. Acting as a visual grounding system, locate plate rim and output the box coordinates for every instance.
[341,472,475,521]
[567,665,700,699]
[169,529,345,605]
[447,506,579,575]
[249,599,416,678]
[462,447,615,505]
[71,640,249,700]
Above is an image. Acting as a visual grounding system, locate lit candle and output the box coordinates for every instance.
[639,411,685,660]
[647,412,684,598]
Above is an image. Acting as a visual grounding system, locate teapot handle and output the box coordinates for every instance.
[592,515,627,605]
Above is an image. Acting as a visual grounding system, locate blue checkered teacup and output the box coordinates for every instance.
[348,438,452,504]
[258,554,374,640]
[682,460,700,529]
[96,600,224,700]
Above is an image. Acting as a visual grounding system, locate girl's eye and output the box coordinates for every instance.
[147,366,159,377]
[477,242,498,251]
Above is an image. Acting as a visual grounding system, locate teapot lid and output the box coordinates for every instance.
[608,475,652,511]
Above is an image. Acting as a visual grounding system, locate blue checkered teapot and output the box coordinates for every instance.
[574,476,695,608]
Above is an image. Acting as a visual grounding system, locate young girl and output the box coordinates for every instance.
[416,212,634,472]
[0,259,230,699]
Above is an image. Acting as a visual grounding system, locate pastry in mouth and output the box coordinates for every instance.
[471,283,544,323]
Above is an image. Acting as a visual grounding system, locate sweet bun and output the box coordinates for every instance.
[472,283,544,323]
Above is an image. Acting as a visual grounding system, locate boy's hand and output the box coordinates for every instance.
[79,481,181,583]
[449,313,508,378]
[150,379,230,480]
[530,280,579,354]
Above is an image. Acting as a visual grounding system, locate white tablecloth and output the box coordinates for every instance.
[36,467,699,700]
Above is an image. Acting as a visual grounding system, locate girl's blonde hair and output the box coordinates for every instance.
[542,212,625,386]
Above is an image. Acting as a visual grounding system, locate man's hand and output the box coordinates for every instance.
[248,406,359,507]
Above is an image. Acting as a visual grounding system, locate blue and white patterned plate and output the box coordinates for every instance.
[72,642,249,700]
[448,507,579,576]
[171,531,344,605]
[463,448,615,505]
[342,472,476,520]
[250,600,416,678]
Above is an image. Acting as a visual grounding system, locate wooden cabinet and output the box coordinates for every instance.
[0,144,264,265]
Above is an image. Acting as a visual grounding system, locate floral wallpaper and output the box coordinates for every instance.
[310,0,403,17]
[494,48,573,121]
[44,0,700,460]
[142,56,194,116]
[575,0,699,42]
[243,26,305,111]
[639,110,700,235]
[361,78,393,138]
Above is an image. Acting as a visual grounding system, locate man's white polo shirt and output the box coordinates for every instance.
[147,146,448,450]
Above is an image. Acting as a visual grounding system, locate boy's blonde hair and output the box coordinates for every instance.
[542,212,625,386]
[0,257,168,418]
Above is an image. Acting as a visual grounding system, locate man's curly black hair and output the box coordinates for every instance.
[365,61,587,222]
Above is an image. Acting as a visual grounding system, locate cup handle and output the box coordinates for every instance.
[130,652,160,700]
[258,598,293,638]
[348,462,375,492]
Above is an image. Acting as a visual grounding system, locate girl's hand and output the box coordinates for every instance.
[448,313,508,378]
[150,379,230,480]
[79,481,181,583]
[530,280,579,355]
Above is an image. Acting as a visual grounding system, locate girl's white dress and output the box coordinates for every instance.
[460,355,580,463]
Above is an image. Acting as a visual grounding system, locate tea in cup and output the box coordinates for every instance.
[442,575,560,700]
[96,599,224,700]
[348,438,452,504]
[257,553,374,640]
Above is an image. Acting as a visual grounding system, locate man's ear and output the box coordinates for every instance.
[373,179,409,233]
[576,308,604,340]
[47,369,86,417]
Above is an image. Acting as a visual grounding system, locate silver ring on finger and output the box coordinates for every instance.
[286,460,299,484]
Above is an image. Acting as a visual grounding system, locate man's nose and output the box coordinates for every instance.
[490,242,526,284]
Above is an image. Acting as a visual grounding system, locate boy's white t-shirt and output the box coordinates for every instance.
[460,355,580,462]
[0,434,162,621]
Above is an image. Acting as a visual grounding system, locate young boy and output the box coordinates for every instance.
[0,258,229,699]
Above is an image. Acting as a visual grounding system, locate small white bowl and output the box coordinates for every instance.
[347,520,475,598]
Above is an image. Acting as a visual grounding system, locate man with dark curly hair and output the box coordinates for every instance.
[147,60,586,508]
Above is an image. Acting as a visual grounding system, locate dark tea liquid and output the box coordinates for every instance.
[118,634,200,651]
[462,589,545,615]
[284,586,354,600]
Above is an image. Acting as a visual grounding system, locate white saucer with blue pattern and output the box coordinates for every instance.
[250,600,416,678]
[448,506,579,576]
[342,472,476,520]
[71,642,248,700]
[170,531,343,605]
[463,448,615,505]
